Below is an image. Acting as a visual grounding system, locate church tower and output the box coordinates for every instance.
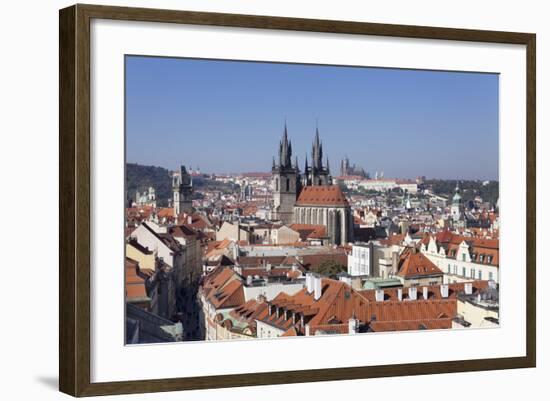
[173,165,193,217]
[271,124,300,224]
[451,182,465,225]
[304,128,332,186]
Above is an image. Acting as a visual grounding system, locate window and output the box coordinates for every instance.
[462,254,466,262]
[275,178,279,191]
[286,178,290,192]
[448,264,451,273]
[489,272,494,281]
[462,267,466,277]
[470,268,475,278]
[479,254,484,263]
[478,270,482,280]
[487,255,492,263]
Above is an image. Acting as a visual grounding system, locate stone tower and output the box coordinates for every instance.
[271,124,300,224]
[173,165,193,217]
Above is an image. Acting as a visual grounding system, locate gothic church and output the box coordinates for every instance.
[270,124,353,245]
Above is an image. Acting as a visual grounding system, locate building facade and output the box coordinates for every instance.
[293,186,353,245]
[347,242,373,276]
[421,232,499,284]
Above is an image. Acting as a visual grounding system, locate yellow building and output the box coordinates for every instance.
[126,238,155,270]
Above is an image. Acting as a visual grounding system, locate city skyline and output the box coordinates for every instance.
[126,56,499,180]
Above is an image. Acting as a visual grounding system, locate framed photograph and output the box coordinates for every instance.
[59,4,536,397]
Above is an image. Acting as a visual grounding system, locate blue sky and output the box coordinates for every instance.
[126,56,499,180]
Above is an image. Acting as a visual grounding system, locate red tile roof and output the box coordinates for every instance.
[157,207,174,218]
[289,224,327,240]
[254,277,463,336]
[369,318,453,332]
[296,186,349,207]
[201,267,245,309]
[125,257,149,301]
[397,248,443,279]
[432,231,499,266]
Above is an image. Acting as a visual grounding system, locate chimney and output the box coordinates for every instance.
[306,273,314,293]
[265,263,272,271]
[408,286,418,300]
[375,289,384,302]
[305,324,311,336]
[246,275,253,285]
[187,215,192,225]
[397,288,403,301]
[440,284,449,298]
[348,317,358,334]
[314,275,323,301]
[422,286,428,300]
[339,274,351,286]
[464,282,473,295]
[392,251,399,274]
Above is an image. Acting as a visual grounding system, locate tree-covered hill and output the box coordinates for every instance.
[126,163,173,206]
[126,163,239,207]
[425,179,499,206]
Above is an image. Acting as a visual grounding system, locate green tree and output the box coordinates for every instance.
[311,260,347,278]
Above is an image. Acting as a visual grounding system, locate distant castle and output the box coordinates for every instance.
[270,124,353,245]
[340,156,368,178]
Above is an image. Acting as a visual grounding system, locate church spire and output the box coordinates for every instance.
[312,126,323,169]
[278,122,292,168]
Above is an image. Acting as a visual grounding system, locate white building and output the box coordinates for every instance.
[421,234,499,284]
[347,243,372,276]
[358,179,418,194]
[134,186,156,208]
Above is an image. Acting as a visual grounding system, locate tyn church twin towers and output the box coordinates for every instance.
[270,124,353,245]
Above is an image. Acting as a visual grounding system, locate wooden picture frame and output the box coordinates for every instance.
[59,3,536,397]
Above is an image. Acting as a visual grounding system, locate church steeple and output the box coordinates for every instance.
[307,126,331,186]
[278,123,292,168]
[451,181,465,225]
[271,121,300,224]
[312,127,323,169]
